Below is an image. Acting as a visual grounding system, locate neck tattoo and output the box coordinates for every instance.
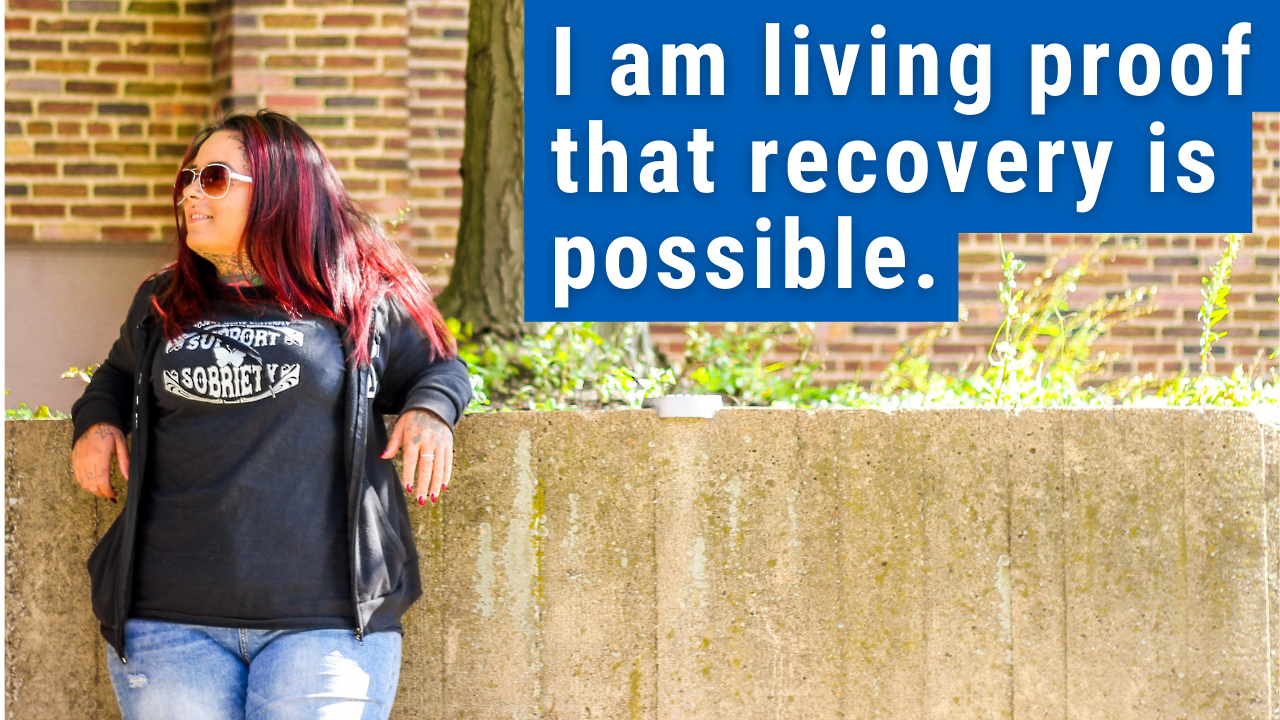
[200,252,263,287]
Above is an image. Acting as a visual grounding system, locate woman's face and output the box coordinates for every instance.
[180,130,253,261]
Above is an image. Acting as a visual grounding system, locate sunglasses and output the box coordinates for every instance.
[175,163,253,205]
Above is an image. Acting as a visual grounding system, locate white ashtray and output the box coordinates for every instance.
[642,394,724,419]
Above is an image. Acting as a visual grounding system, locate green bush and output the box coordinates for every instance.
[9,237,1274,420]
[452,319,674,412]
[3,390,66,420]
[458,234,1277,411]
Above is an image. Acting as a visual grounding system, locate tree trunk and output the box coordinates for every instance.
[434,0,525,335]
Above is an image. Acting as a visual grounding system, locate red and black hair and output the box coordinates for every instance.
[154,110,454,365]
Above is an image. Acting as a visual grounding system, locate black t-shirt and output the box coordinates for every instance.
[130,294,355,629]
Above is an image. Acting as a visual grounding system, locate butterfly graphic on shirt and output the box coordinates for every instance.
[214,345,245,367]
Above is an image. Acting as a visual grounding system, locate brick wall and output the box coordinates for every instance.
[207,0,412,228]
[405,0,467,290]
[648,117,1280,384]
[5,0,1278,383]
[5,0,212,243]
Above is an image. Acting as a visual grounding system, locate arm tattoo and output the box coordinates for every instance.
[93,424,115,440]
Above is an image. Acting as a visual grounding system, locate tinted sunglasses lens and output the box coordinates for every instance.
[201,165,231,198]
[175,169,196,204]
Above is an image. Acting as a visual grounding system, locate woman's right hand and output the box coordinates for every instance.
[72,422,129,502]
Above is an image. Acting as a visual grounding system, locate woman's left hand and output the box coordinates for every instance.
[381,409,454,506]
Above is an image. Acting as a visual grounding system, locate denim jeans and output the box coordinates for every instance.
[105,619,402,720]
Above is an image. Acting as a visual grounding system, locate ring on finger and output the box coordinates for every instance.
[421,452,435,460]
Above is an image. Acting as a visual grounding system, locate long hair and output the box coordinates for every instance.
[154,110,454,365]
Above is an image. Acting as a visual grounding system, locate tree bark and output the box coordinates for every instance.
[434,0,525,335]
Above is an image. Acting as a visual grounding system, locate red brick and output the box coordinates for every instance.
[353,116,406,129]
[95,142,151,155]
[266,55,318,69]
[97,20,147,33]
[36,59,92,73]
[97,61,149,74]
[66,80,118,94]
[64,163,118,176]
[34,142,89,154]
[262,13,317,28]
[10,39,64,52]
[323,13,374,26]
[67,40,120,53]
[10,0,62,9]
[71,204,126,217]
[415,6,464,16]
[153,103,207,117]
[295,36,348,48]
[154,64,208,77]
[355,35,404,48]
[12,204,66,217]
[354,76,404,89]
[410,46,460,60]
[8,79,62,93]
[33,184,89,197]
[152,20,205,35]
[321,136,377,149]
[38,101,94,114]
[126,41,180,55]
[125,82,179,96]
[36,19,89,32]
[415,87,464,99]
[324,56,376,69]
[234,35,288,48]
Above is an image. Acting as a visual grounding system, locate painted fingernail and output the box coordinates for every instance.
[109,498,117,504]
[418,495,426,506]
[405,482,413,494]
[431,493,438,503]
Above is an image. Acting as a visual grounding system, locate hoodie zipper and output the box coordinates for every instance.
[116,317,155,664]
[349,306,385,643]
[350,365,369,644]
[348,316,376,644]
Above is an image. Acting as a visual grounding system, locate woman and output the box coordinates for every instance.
[70,110,472,720]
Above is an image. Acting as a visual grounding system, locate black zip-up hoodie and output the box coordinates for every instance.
[71,271,472,662]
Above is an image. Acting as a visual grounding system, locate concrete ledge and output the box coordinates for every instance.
[6,408,1278,719]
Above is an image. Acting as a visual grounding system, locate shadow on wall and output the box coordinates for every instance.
[5,243,173,413]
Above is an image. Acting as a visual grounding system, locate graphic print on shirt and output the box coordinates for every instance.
[161,320,303,404]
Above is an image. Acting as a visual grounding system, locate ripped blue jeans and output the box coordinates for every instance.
[106,619,402,720]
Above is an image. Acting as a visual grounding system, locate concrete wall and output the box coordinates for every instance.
[6,408,1278,719]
